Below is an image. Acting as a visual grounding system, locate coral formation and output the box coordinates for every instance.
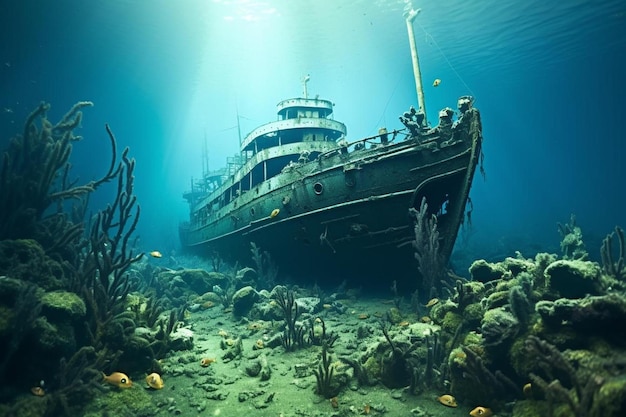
[0,103,188,416]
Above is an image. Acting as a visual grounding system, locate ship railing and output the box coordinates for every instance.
[316,127,411,161]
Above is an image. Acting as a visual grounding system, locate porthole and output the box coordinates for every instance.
[313,182,324,195]
[250,207,256,216]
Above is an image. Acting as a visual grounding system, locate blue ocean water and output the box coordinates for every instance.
[1,0,624,268]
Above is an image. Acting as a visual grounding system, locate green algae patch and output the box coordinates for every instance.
[41,290,86,320]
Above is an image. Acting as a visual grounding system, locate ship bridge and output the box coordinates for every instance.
[241,97,347,154]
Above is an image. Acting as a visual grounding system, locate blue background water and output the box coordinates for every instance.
[1,0,624,272]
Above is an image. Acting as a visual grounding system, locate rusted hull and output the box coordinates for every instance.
[180,109,482,290]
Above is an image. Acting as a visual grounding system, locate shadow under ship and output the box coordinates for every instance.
[180,11,483,290]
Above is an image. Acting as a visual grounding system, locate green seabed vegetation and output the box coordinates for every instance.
[1,104,626,417]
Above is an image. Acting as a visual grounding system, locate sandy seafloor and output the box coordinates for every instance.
[83,294,470,417]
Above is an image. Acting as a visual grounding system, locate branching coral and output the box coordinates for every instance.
[557,214,587,260]
[459,345,520,406]
[525,336,604,417]
[601,226,625,281]
[411,196,445,297]
[313,343,337,398]
[77,126,143,350]
[272,287,308,351]
[0,103,147,414]
[250,241,278,289]
[0,102,119,261]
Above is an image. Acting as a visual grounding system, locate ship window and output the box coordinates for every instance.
[250,207,256,216]
[313,182,324,195]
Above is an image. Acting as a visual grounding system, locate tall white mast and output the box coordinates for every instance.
[404,7,427,126]
[302,74,310,99]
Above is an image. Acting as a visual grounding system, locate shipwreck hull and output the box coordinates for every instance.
[180,109,482,290]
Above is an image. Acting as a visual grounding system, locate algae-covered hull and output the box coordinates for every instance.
[180,107,482,290]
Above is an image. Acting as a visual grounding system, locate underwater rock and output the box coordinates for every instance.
[222,337,243,361]
[483,290,510,310]
[469,259,506,282]
[480,307,519,347]
[536,294,626,332]
[250,297,282,321]
[235,267,258,287]
[169,327,194,351]
[0,239,66,290]
[0,276,24,305]
[294,296,321,315]
[32,316,76,354]
[462,303,485,328]
[232,286,259,317]
[258,353,271,381]
[157,268,228,295]
[545,259,602,298]
[244,359,262,377]
[40,290,86,321]
[501,256,535,275]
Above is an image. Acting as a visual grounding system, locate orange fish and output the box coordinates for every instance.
[102,372,132,388]
[469,406,493,417]
[437,394,457,407]
[145,372,164,390]
[149,250,162,258]
[200,358,216,367]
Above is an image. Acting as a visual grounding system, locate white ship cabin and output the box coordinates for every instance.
[240,97,347,155]
[186,97,348,224]
[228,98,347,195]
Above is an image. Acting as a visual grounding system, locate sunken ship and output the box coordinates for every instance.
[179,9,483,289]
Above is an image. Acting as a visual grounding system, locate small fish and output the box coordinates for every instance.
[200,358,216,367]
[102,372,132,388]
[149,250,162,258]
[145,372,164,390]
[523,382,533,398]
[269,208,280,218]
[437,394,457,407]
[469,406,493,417]
[30,386,45,396]
[425,298,439,308]
[433,78,441,87]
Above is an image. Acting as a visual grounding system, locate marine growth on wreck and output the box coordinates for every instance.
[1,104,625,416]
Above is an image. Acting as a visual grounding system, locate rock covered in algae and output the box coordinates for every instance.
[545,259,602,298]
[156,268,228,295]
[536,293,626,331]
[169,326,194,351]
[480,307,519,347]
[469,259,507,282]
[0,239,66,290]
[40,290,86,321]
[232,286,259,317]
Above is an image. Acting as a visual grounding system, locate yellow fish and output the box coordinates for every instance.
[425,297,439,308]
[437,394,457,407]
[200,358,216,367]
[149,250,162,258]
[433,78,441,87]
[469,406,493,417]
[269,208,280,218]
[102,372,132,388]
[145,372,164,390]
